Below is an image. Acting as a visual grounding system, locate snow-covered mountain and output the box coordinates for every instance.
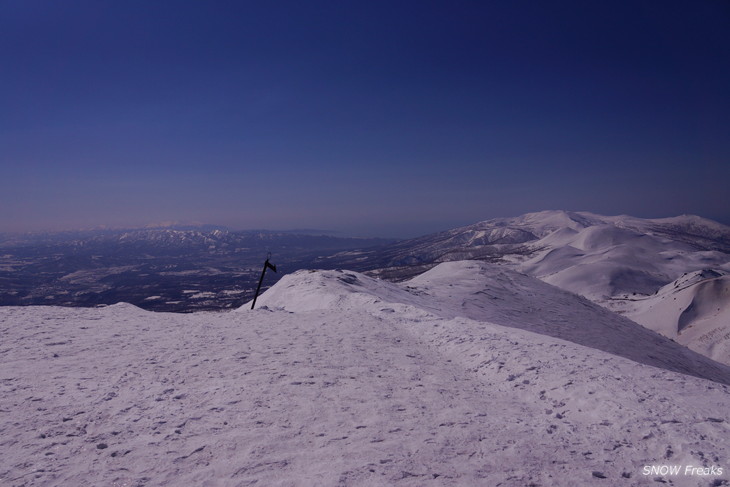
[321,211,730,365]
[2,262,729,486]
[515,212,730,365]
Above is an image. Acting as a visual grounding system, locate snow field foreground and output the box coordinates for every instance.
[0,269,727,485]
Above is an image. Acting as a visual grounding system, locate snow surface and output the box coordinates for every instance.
[255,262,730,384]
[2,262,730,486]
[495,211,730,365]
[616,271,730,365]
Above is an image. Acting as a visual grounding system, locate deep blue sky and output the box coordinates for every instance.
[2,1,729,237]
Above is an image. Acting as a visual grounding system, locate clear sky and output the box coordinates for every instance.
[2,1,729,237]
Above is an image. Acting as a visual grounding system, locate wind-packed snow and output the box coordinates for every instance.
[2,262,730,486]
[618,271,730,366]
[257,262,730,384]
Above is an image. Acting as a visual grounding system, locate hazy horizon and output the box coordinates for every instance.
[3,209,730,241]
[3,1,729,238]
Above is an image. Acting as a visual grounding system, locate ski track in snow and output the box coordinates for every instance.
[1,279,730,485]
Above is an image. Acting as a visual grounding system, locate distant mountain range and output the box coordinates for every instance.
[0,228,394,312]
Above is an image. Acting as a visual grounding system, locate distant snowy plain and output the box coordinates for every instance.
[2,261,729,486]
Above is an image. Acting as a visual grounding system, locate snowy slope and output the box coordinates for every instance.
[253,262,730,385]
[515,213,730,365]
[327,210,730,365]
[612,271,730,365]
[410,261,730,381]
[2,264,730,486]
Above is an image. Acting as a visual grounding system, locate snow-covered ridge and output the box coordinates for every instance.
[246,261,730,386]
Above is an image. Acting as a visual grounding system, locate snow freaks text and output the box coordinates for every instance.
[642,465,724,477]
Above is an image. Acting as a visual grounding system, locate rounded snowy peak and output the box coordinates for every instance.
[240,268,426,314]
[468,210,608,238]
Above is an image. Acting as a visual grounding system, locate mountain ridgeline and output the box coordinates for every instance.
[319,211,730,276]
